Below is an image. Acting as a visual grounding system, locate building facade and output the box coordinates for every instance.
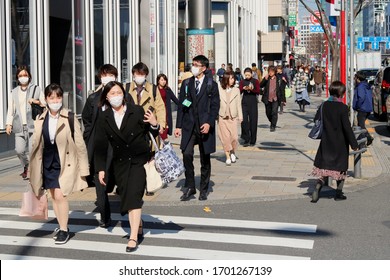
[260,0,288,66]
[0,0,267,153]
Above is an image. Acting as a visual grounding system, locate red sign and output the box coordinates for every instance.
[310,11,321,25]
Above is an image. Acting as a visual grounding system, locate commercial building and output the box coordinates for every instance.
[0,0,267,153]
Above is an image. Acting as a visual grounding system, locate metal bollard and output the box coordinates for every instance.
[351,126,368,179]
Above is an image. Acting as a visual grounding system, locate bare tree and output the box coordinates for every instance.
[298,0,374,81]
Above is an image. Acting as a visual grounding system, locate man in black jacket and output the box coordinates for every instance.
[82,64,119,228]
[174,55,220,201]
[260,66,284,132]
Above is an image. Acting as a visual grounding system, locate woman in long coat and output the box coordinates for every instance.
[310,81,358,203]
[156,73,179,140]
[218,71,243,165]
[94,81,159,252]
[29,83,89,244]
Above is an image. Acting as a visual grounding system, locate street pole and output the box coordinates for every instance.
[340,0,347,104]
[349,0,355,125]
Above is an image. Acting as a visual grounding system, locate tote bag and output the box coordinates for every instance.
[19,186,48,220]
[285,86,292,98]
[308,104,323,139]
[144,159,163,192]
[149,133,185,184]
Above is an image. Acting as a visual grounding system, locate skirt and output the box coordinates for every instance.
[218,116,239,152]
[310,167,347,181]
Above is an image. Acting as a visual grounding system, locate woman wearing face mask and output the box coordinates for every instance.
[94,81,160,252]
[5,65,45,180]
[292,65,310,112]
[29,83,89,245]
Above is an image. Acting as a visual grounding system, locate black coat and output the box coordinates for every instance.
[164,87,179,135]
[176,75,220,154]
[94,102,159,213]
[314,101,358,172]
[259,76,283,104]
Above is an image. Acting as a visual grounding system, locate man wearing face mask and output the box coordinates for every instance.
[124,62,166,196]
[6,65,45,180]
[82,64,119,228]
[174,55,220,201]
[125,62,166,133]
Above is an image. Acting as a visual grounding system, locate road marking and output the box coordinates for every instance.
[0,220,314,249]
[0,235,309,260]
[0,207,317,233]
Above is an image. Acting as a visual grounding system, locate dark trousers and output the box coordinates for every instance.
[241,95,258,144]
[183,132,211,194]
[265,101,279,128]
[94,173,111,222]
[356,110,373,141]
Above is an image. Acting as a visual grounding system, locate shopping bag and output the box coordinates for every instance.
[19,186,48,220]
[149,133,185,184]
[144,159,163,192]
[308,104,323,140]
[285,86,292,98]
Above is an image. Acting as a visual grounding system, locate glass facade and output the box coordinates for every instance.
[0,0,266,133]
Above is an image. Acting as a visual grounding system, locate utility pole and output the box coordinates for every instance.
[340,0,347,104]
[349,0,355,125]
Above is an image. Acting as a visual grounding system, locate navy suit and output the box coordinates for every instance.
[176,75,220,193]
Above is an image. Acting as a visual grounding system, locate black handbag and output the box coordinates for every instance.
[308,104,323,139]
[29,85,44,120]
[31,103,44,120]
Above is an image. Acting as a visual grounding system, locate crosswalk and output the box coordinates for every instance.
[0,207,317,260]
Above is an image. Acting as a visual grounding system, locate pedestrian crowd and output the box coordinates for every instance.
[5,58,370,251]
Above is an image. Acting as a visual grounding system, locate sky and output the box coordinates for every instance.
[299,0,320,19]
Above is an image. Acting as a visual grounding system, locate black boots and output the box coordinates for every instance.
[334,180,347,201]
[311,181,323,203]
[334,190,347,201]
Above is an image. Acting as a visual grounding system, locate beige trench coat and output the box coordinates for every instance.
[29,108,89,196]
[218,85,243,120]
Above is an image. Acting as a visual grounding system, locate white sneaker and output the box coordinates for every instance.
[226,159,232,166]
[230,153,237,163]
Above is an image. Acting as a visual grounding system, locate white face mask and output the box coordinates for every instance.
[48,102,62,112]
[133,76,146,85]
[299,68,304,73]
[18,77,29,85]
[108,95,124,108]
[101,76,116,86]
[191,66,202,77]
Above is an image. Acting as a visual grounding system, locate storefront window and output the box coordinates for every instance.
[120,0,130,83]
[11,0,30,85]
[94,0,104,84]
[159,0,166,74]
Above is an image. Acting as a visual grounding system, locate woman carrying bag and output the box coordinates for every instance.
[29,83,89,244]
[310,81,358,203]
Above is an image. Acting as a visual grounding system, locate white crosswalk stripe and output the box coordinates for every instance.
[0,207,316,260]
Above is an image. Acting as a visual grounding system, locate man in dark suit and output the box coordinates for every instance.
[174,55,220,201]
[82,64,119,228]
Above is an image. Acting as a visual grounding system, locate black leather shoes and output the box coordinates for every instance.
[126,239,138,253]
[199,192,208,201]
[180,188,196,201]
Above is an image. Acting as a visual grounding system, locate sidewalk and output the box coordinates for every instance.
[0,94,388,206]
